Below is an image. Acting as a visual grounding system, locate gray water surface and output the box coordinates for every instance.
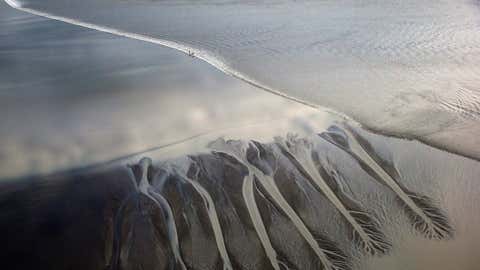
[5,0,480,160]
[0,1,332,178]
[1,2,479,270]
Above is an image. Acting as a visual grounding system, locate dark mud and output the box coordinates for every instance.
[2,124,476,270]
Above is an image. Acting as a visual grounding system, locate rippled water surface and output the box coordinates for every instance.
[1,1,479,270]
[5,0,480,160]
[1,1,333,178]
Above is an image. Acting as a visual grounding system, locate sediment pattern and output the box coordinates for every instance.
[107,124,453,269]
[319,125,453,240]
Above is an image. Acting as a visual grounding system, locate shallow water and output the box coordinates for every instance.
[1,1,480,270]
[1,122,479,270]
[5,0,480,160]
[0,1,335,178]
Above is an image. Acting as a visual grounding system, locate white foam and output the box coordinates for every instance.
[3,0,352,122]
[4,0,21,8]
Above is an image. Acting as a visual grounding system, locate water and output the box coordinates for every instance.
[1,122,479,270]
[1,1,479,270]
[4,0,480,160]
[0,1,335,178]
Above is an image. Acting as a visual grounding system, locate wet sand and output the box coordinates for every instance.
[1,2,479,270]
[1,123,479,270]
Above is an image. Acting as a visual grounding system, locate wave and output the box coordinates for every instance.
[5,0,480,162]
[2,0,348,120]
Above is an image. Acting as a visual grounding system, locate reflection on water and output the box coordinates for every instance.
[1,2,480,270]
[0,1,328,178]
[1,122,479,270]
[5,0,480,160]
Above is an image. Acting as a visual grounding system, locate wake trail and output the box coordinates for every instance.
[3,0,351,121]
